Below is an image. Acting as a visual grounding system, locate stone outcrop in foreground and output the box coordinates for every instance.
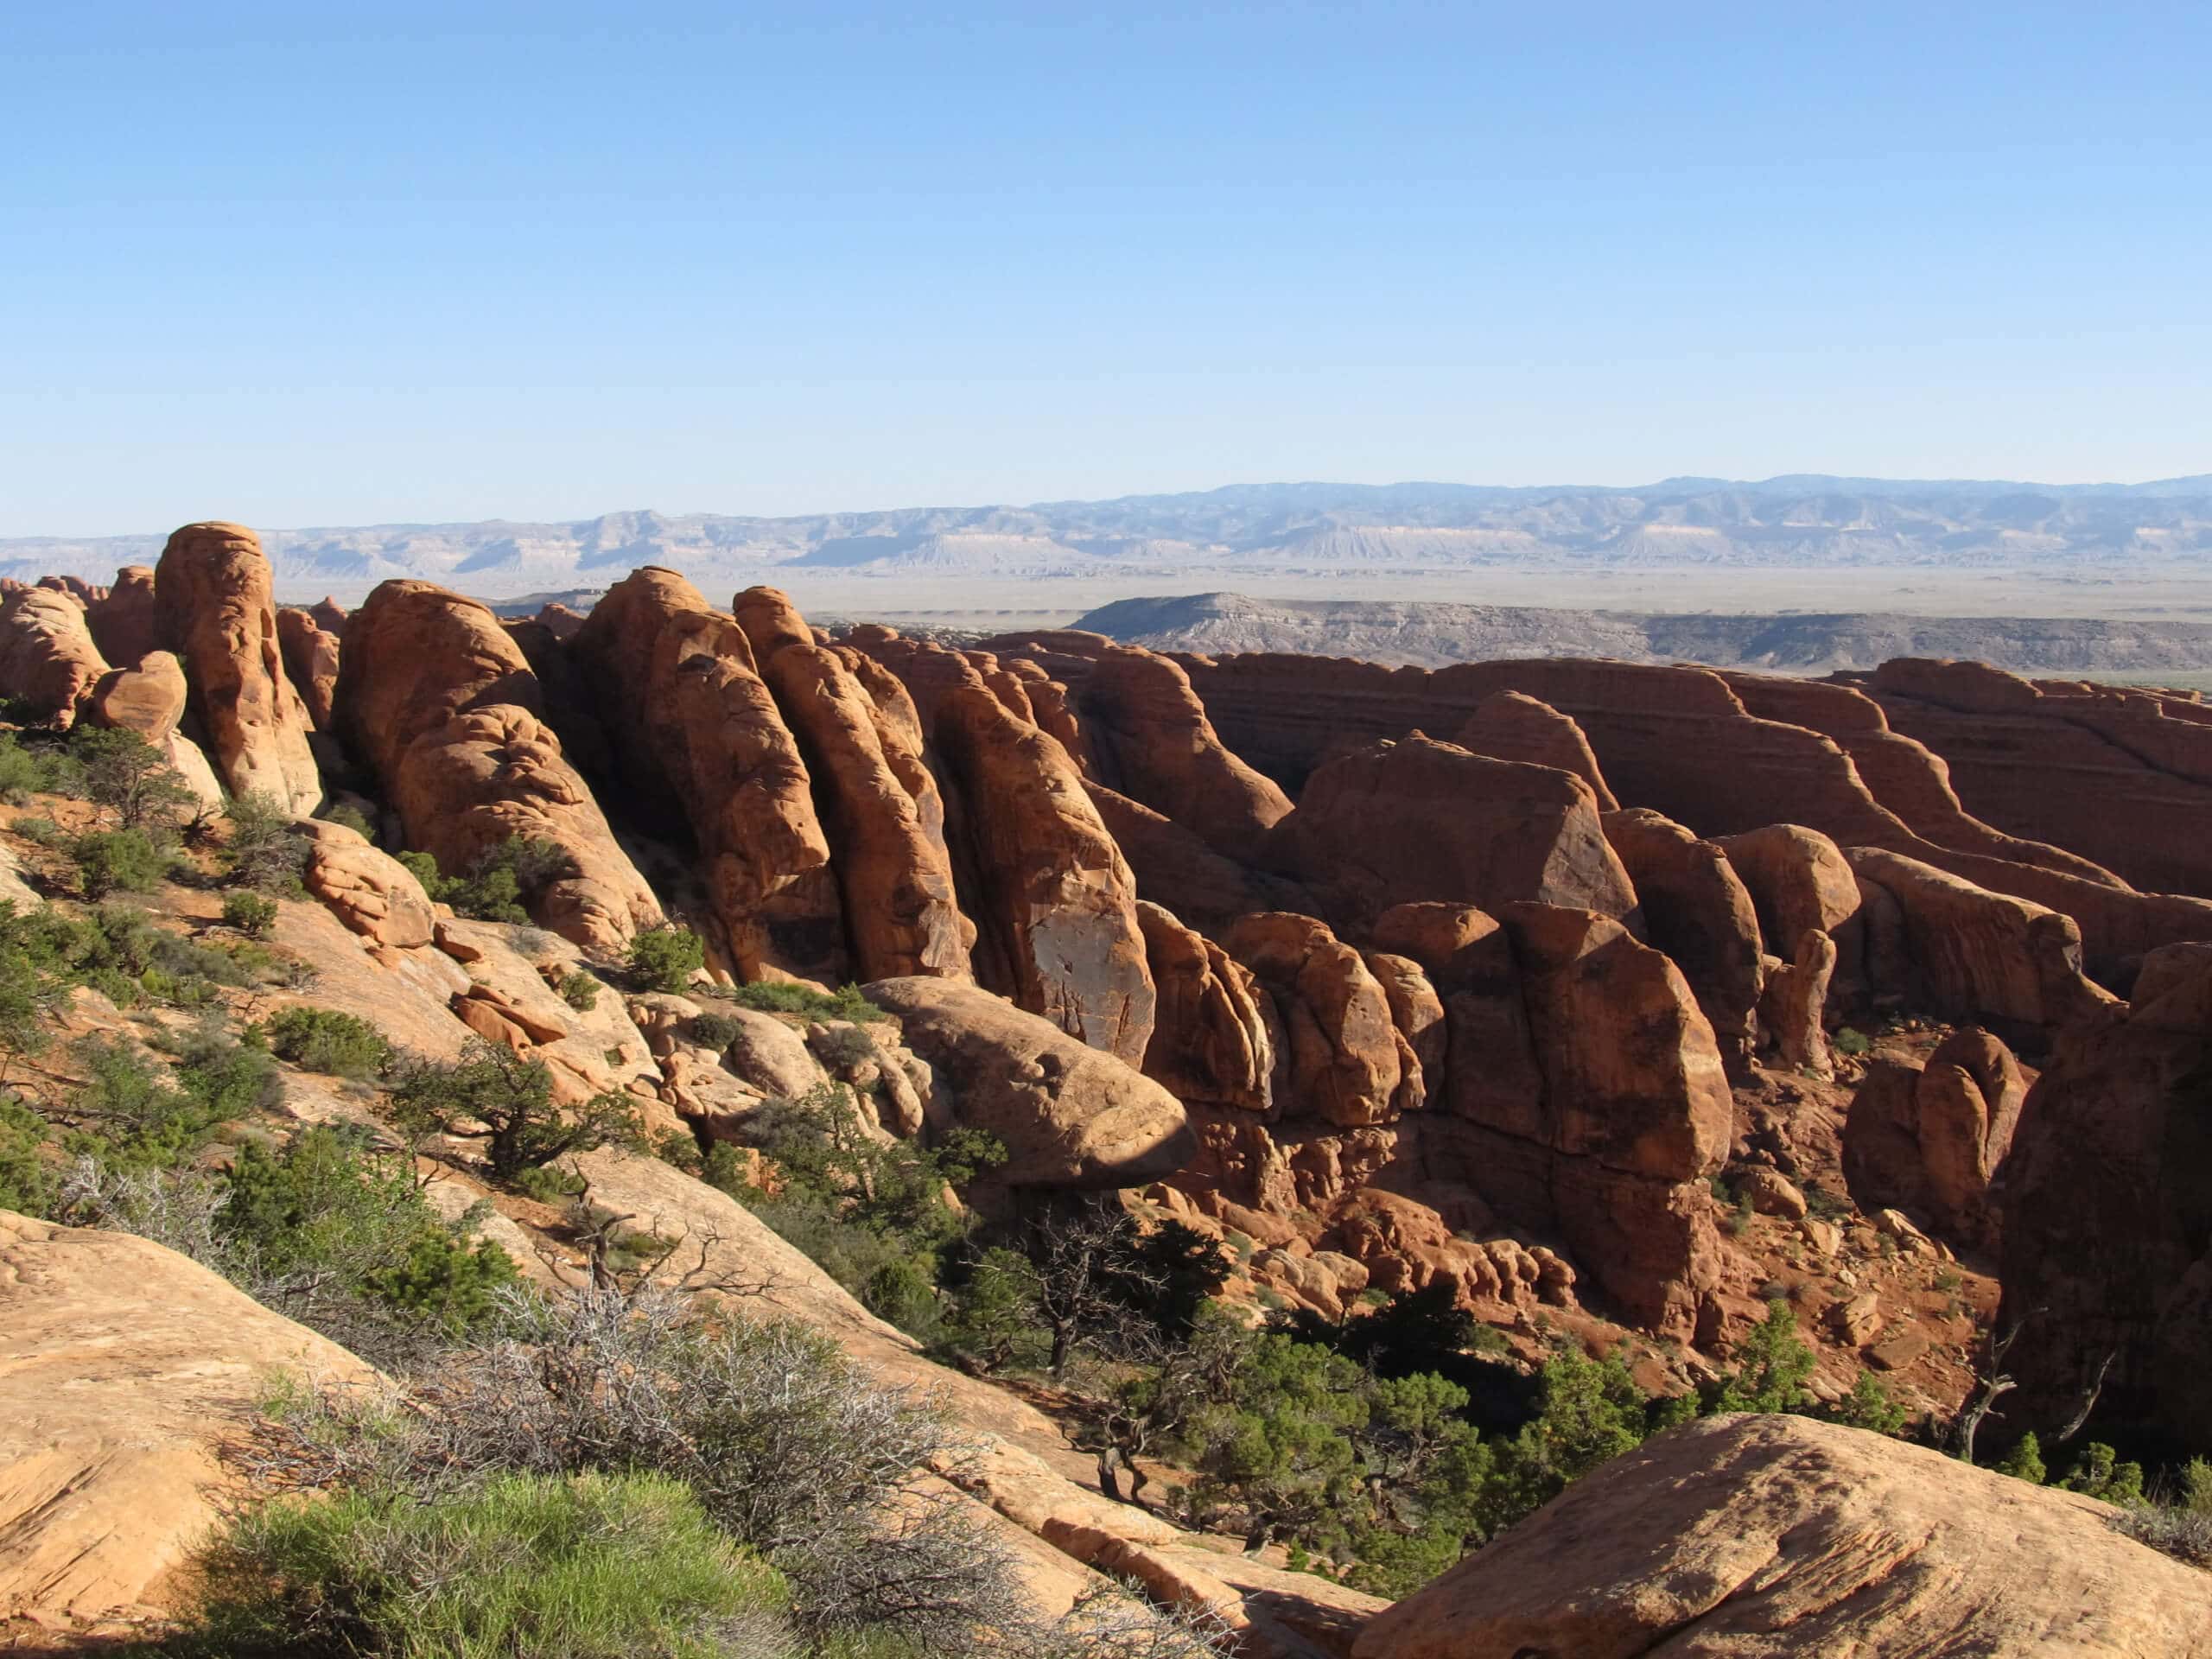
[1352,1413,2212,1658]
[0,1210,377,1631]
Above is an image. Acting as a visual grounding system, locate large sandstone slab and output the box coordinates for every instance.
[1352,1413,2212,1658]
[0,1211,377,1630]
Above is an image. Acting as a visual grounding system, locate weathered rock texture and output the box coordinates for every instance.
[862,977,1191,1188]
[571,569,842,982]
[1844,1027,2024,1252]
[931,664,1155,1065]
[1278,733,1637,935]
[1603,809,1763,1070]
[1454,690,1618,809]
[1136,899,1274,1113]
[733,587,971,981]
[83,565,161,667]
[276,604,342,728]
[1224,912,1408,1128]
[0,1210,378,1630]
[334,579,663,952]
[1351,1413,2212,1659]
[155,522,322,812]
[2001,945,2212,1448]
[1499,903,1730,1332]
[1866,656,2212,897]
[1171,650,2212,971]
[0,587,107,727]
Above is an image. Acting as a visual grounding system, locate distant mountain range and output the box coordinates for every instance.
[1071,591,2212,676]
[7,475,2210,601]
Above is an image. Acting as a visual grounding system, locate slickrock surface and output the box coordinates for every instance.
[156,522,322,813]
[0,1211,378,1630]
[862,977,1192,1188]
[1351,1413,2212,1658]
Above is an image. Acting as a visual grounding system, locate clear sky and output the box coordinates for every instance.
[4,3,2208,536]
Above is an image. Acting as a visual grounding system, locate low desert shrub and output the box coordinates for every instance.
[629,925,706,993]
[686,1011,745,1051]
[222,791,311,893]
[558,969,601,1012]
[221,889,280,938]
[174,1469,794,1659]
[728,981,880,1022]
[260,1005,393,1079]
[387,1039,638,1180]
[72,826,168,898]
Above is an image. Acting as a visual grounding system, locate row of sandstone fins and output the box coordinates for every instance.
[7,524,2212,1448]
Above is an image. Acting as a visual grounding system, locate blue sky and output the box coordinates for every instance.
[3,3,2208,535]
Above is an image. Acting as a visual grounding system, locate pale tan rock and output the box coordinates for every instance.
[294,817,436,949]
[0,1211,377,1628]
[1351,1414,2212,1658]
[861,977,1191,1188]
[717,1006,831,1099]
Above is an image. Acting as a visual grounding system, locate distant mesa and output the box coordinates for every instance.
[1072,591,2212,676]
[8,474,2212,601]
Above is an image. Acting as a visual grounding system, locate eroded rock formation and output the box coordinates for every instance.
[156,522,322,813]
[335,579,663,953]
[571,569,842,982]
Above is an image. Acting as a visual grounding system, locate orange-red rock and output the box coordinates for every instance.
[275,605,341,729]
[1224,912,1406,1128]
[1844,1026,2023,1252]
[1135,899,1274,1114]
[929,668,1155,1065]
[0,587,108,727]
[734,588,971,981]
[571,569,842,982]
[1455,690,1618,810]
[84,565,161,666]
[2001,950,2212,1446]
[1603,808,1764,1070]
[1278,733,1637,935]
[334,579,663,954]
[156,522,321,813]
